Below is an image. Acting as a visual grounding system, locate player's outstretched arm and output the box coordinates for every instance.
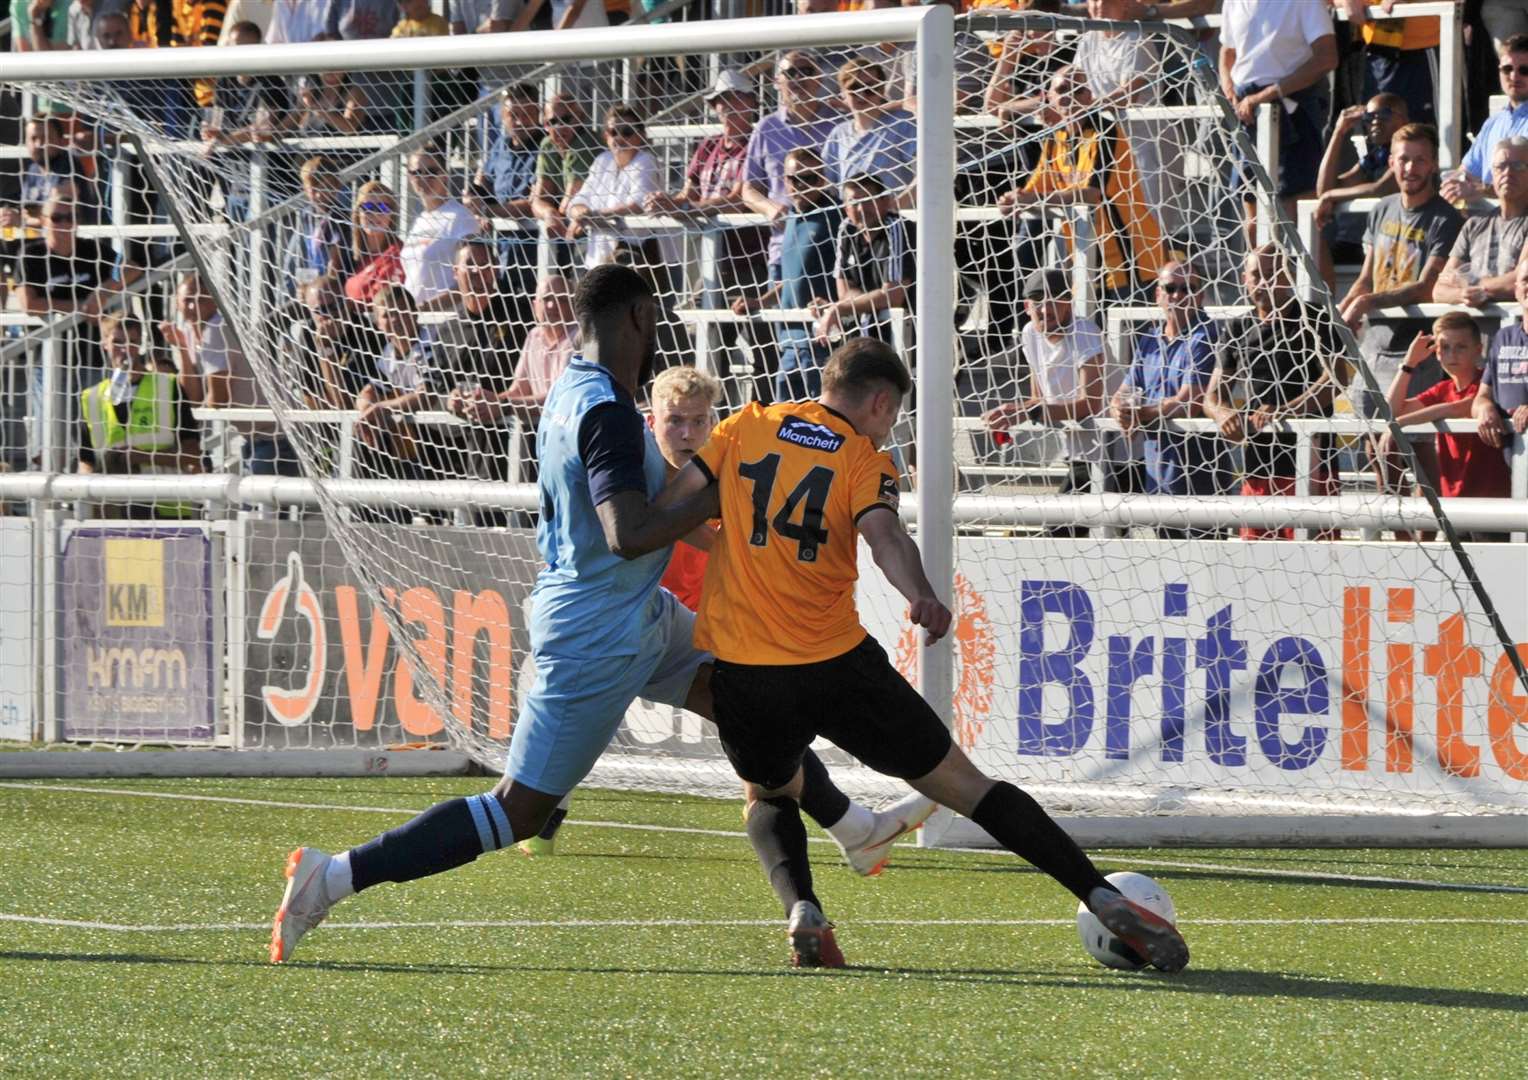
[857,508,951,644]
[596,465,720,560]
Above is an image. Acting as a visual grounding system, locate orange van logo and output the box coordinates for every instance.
[257,551,327,726]
[895,572,995,751]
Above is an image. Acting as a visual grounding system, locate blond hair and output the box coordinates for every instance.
[651,366,721,411]
[97,312,143,344]
[350,180,398,263]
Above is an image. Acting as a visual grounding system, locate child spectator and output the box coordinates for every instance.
[815,171,911,346]
[1376,315,1512,540]
[293,155,354,282]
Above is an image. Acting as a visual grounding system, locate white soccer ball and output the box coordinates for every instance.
[1075,871,1177,971]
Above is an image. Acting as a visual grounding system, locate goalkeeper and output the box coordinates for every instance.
[270,266,925,963]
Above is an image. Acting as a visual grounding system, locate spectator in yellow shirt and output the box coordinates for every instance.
[392,0,450,37]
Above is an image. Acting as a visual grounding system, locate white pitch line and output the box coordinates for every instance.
[4,913,1527,934]
[3,781,1526,893]
[0,781,836,844]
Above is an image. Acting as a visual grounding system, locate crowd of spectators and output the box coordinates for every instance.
[2,0,1527,535]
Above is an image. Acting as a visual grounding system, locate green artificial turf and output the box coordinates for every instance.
[1,778,1524,1078]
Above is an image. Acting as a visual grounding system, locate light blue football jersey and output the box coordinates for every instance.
[529,357,670,659]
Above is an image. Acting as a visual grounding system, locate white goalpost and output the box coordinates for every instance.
[4,9,1527,847]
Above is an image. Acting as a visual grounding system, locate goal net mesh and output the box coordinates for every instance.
[8,12,1528,824]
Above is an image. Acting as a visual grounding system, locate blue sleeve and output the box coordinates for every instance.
[1461,121,1489,181]
[578,402,649,507]
[1188,338,1216,386]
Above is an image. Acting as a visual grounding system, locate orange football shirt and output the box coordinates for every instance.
[692,400,901,665]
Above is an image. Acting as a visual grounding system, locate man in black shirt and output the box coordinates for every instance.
[202,21,301,218]
[18,192,141,403]
[434,237,526,483]
[12,113,98,228]
[287,273,382,409]
[1202,244,1344,540]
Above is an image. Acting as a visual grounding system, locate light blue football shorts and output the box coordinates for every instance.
[504,588,709,796]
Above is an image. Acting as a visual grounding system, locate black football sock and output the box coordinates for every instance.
[536,803,569,841]
[348,793,514,893]
[968,782,1112,904]
[796,749,851,831]
[745,796,821,918]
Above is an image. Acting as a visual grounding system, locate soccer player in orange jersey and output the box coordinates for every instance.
[523,363,936,869]
[650,338,1190,971]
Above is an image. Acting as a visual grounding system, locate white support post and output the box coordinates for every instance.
[1437,3,1462,169]
[1294,428,1313,540]
[1295,198,1317,301]
[249,151,268,336]
[1512,434,1526,544]
[208,524,230,746]
[1070,206,1095,319]
[913,6,955,742]
[414,69,429,133]
[39,504,60,743]
[1255,102,1279,246]
[225,514,247,749]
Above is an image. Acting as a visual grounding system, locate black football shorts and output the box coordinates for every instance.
[709,635,953,791]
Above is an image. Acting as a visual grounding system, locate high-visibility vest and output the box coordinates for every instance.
[80,372,196,518]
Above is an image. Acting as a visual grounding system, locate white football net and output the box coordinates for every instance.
[5,11,1528,839]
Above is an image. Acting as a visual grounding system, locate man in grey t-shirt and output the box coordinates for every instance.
[1340,124,1462,373]
[1434,136,1528,309]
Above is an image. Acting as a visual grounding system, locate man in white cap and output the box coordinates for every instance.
[647,70,771,380]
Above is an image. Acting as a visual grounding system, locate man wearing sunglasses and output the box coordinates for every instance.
[741,52,843,281]
[530,95,601,265]
[1312,93,1407,290]
[1443,34,1528,203]
[1109,261,1222,530]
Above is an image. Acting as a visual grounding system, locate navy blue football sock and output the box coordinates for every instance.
[797,749,851,831]
[348,793,514,893]
[969,782,1111,904]
[745,796,820,918]
[536,804,568,841]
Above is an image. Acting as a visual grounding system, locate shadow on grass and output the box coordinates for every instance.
[5,950,1524,1011]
